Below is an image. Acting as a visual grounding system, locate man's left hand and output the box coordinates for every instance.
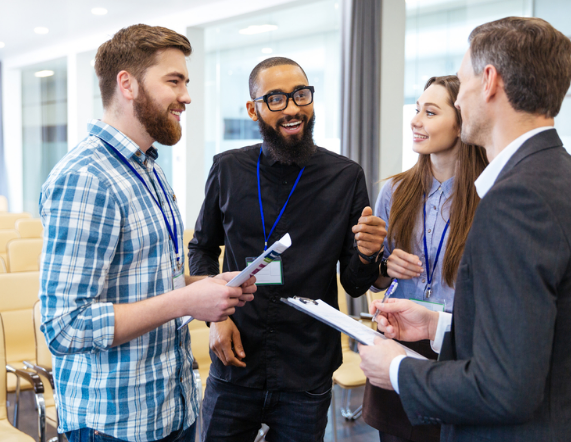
[358,338,406,390]
[352,206,387,263]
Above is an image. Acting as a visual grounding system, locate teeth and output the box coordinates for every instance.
[414,134,428,139]
[282,121,301,127]
[171,110,181,116]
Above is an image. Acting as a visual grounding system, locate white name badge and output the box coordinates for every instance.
[411,299,446,312]
[245,256,284,285]
[173,269,186,290]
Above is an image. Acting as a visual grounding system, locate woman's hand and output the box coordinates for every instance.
[387,248,423,279]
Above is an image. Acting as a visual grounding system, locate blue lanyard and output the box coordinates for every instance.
[422,194,450,297]
[104,140,181,268]
[257,147,304,251]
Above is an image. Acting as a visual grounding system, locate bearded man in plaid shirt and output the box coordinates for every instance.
[39,24,256,442]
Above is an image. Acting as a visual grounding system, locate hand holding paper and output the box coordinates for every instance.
[179,233,292,328]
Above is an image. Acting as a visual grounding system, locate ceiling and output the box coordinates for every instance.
[0,0,297,61]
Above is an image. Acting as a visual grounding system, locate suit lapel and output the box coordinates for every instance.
[494,128,563,185]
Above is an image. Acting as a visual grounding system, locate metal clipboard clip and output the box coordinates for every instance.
[293,296,318,305]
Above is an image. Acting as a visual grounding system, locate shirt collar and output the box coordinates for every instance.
[87,119,158,166]
[474,126,553,198]
[428,175,454,199]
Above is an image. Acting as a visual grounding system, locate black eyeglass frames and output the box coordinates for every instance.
[253,86,315,112]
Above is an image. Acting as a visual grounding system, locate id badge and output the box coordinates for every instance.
[245,256,284,285]
[411,299,445,312]
[173,268,186,290]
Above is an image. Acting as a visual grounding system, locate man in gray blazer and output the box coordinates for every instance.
[359,16,571,442]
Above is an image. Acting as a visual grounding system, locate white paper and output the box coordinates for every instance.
[282,297,427,360]
[178,233,292,328]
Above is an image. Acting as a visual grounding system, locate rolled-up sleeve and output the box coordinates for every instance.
[39,171,120,355]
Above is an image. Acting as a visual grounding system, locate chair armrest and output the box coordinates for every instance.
[6,364,45,394]
[23,361,55,389]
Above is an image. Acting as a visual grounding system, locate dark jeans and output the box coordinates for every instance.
[65,422,196,442]
[201,375,332,442]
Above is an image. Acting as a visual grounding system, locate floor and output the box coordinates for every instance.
[9,385,379,442]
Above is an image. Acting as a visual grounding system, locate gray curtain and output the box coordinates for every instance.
[341,0,382,204]
[340,0,382,315]
[0,61,7,204]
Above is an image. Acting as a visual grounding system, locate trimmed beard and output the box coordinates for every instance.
[257,110,317,166]
[133,82,183,146]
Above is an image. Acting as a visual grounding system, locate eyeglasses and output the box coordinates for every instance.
[253,86,315,112]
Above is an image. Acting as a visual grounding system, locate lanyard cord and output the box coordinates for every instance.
[104,140,180,265]
[257,147,304,251]
[422,194,450,290]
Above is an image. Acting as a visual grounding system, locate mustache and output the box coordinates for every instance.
[168,104,186,113]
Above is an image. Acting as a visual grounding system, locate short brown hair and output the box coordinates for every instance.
[95,24,192,108]
[248,57,308,99]
[468,17,571,118]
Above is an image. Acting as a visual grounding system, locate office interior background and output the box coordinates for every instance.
[1,0,570,226]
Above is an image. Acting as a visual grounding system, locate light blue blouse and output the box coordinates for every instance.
[373,176,456,313]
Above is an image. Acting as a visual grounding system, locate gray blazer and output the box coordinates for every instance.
[398,129,571,442]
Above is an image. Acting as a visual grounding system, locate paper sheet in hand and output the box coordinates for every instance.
[178,233,292,328]
[281,297,426,360]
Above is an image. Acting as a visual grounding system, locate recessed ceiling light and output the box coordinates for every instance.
[35,70,55,78]
[261,48,273,54]
[0,42,5,49]
[34,27,49,35]
[239,25,278,35]
[91,7,108,15]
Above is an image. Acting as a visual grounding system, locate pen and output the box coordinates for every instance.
[372,279,399,323]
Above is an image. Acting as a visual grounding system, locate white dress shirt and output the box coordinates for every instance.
[389,125,554,394]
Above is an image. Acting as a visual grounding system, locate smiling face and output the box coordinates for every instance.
[133,47,190,145]
[411,84,461,157]
[246,64,316,164]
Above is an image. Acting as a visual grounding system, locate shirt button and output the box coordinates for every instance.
[438,186,441,191]
[422,278,426,283]
[135,151,141,157]
[283,181,288,185]
[428,229,432,233]
[433,205,437,210]
[180,376,183,382]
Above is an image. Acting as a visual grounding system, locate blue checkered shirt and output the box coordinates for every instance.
[39,120,199,441]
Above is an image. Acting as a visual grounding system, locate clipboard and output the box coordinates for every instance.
[281,297,426,360]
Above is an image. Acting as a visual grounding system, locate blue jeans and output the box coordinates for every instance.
[65,422,196,442]
[201,376,332,442]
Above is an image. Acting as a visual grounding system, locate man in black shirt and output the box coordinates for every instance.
[188,57,386,441]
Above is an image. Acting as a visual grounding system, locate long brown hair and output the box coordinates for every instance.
[387,75,488,287]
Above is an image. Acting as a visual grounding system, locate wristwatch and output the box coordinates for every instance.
[380,257,389,277]
[355,241,384,264]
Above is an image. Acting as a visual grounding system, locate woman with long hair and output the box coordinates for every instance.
[362,75,488,442]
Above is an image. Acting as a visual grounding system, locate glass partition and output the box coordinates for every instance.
[22,57,68,217]
[203,0,341,175]
[402,0,533,170]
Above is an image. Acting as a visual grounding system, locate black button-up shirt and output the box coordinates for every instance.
[188,144,379,391]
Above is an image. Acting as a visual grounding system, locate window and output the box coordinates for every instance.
[203,0,341,174]
[402,0,533,170]
[22,57,67,217]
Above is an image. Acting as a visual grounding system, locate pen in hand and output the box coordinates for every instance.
[372,279,399,323]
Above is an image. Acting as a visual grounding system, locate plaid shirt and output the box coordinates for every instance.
[39,120,198,442]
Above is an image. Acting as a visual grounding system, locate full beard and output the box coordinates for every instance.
[257,111,317,166]
[133,83,183,146]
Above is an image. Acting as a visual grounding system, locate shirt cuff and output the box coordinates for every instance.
[389,355,407,394]
[91,301,116,351]
[430,311,452,353]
